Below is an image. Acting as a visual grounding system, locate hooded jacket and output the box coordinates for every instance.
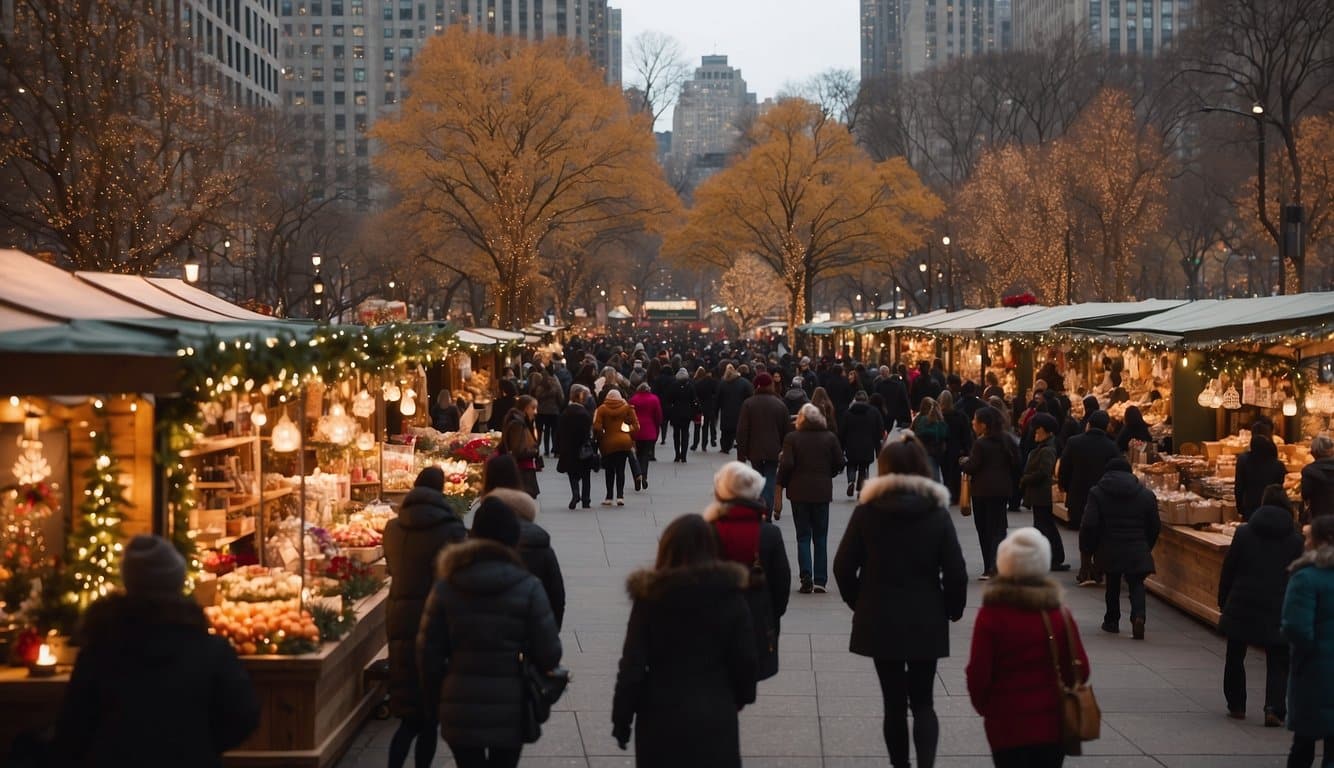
[736,391,790,465]
[593,398,639,455]
[612,561,758,768]
[967,577,1089,752]
[417,539,562,749]
[1301,456,1334,521]
[706,500,792,680]
[1019,436,1057,507]
[1282,544,1334,737]
[1079,470,1160,575]
[777,410,844,503]
[484,487,566,630]
[1218,504,1303,646]
[833,474,968,659]
[383,486,468,719]
[53,595,260,768]
[629,391,664,442]
[839,401,885,466]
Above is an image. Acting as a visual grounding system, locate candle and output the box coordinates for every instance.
[29,643,57,677]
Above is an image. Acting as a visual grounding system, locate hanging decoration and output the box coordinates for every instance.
[250,401,267,427]
[1221,385,1241,410]
[271,414,302,453]
[382,381,401,403]
[317,401,356,446]
[355,430,376,452]
[399,387,417,417]
[352,388,375,418]
[1197,379,1219,409]
[66,428,127,612]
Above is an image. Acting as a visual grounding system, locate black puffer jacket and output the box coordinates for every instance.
[418,539,562,748]
[383,487,468,719]
[612,562,758,768]
[484,487,567,631]
[665,379,698,426]
[833,473,968,660]
[53,595,259,768]
[962,434,1017,499]
[1218,504,1304,646]
[840,401,885,466]
[1235,440,1287,521]
[1304,457,1334,521]
[1079,470,1160,575]
[716,375,753,432]
[1058,428,1120,527]
[555,400,595,475]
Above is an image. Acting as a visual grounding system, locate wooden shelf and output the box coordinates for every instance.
[194,481,237,490]
[181,435,259,459]
[350,481,381,487]
[227,497,261,512]
[262,487,294,501]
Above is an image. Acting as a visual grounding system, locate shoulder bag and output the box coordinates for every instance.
[1040,607,1100,755]
[959,475,972,517]
[519,651,572,744]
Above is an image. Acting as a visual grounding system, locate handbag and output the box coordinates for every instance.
[1041,608,1100,755]
[519,652,572,744]
[959,475,972,516]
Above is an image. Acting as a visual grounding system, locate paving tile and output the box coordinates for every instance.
[739,715,823,757]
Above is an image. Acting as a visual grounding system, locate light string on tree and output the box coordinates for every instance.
[65,418,127,613]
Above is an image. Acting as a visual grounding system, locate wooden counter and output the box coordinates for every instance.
[0,665,69,759]
[1144,525,1231,628]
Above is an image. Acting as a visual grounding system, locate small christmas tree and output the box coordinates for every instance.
[66,429,126,611]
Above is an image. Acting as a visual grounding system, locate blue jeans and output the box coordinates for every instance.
[791,501,830,586]
[753,459,779,510]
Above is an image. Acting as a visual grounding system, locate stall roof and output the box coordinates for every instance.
[470,327,526,342]
[1084,292,1334,347]
[850,309,952,334]
[147,278,284,322]
[795,320,846,336]
[983,300,1188,335]
[455,329,499,346]
[75,271,244,322]
[0,250,161,321]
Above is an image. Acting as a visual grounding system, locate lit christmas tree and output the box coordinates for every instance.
[66,429,126,611]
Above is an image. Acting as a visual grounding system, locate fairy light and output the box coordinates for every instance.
[66,429,126,611]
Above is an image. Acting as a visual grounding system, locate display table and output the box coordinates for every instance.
[1144,525,1230,628]
[0,665,68,759]
[225,588,388,768]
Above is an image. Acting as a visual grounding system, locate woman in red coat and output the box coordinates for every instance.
[967,527,1091,767]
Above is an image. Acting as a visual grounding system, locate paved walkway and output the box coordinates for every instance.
[338,448,1307,767]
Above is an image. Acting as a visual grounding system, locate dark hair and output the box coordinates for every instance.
[877,437,931,478]
[1251,417,1275,439]
[1105,457,1132,473]
[1088,410,1110,430]
[1031,413,1059,435]
[1261,484,1293,514]
[483,454,522,493]
[973,406,1004,437]
[655,514,718,570]
[414,466,445,491]
[515,394,536,411]
[1110,371,1122,387]
[1123,405,1146,429]
[961,381,977,396]
[1310,515,1334,548]
[1250,434,1278,460]
[499,378,519,396]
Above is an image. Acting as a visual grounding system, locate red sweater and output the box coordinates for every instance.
[967,599,1090,751]
[713,504,762,565]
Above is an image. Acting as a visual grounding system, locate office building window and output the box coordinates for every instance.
[352,24,364,35]
[312,23,322,35]
[335,114,347,129]
[354,91,367,105]
[354,67,366,81]
[333,24,344,35]
[335,66,345,81]
[335,90,346,104]
[313,90,325,104]
[353,44,364,58]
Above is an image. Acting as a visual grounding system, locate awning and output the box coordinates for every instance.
[982,300,1187,335]
[0,250,160,320]
[469,327,527,342]
[1077,293,1334,349]
[455,330,499,346]
[923,306,1049,335]
[147,278,282,322]
[795,321,846,336]
[850,309,951,334]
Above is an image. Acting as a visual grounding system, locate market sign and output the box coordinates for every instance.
[643,300,699,321]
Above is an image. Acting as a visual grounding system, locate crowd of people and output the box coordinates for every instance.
[33,332,1334,768]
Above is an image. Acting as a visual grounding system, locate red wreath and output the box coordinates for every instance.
[1001,292,1038,308]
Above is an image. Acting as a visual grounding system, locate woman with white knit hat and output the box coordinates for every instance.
[967,527,1092,766]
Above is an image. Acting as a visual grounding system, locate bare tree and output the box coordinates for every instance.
[627,31,692,126]
[782,69,862,129]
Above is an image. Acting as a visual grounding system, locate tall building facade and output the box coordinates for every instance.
[860,0,1004,81]
[670,56,756,169]
[183,0,282,107]
[1013,0,1191,54]
[445,0,617,81]
[606,6,622,86]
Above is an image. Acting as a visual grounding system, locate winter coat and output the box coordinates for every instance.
[1303,457,1334,521]
[943,409,974,462]
[1218,505,1303,647]
[912,416,949,462]
[629,391,664,442]
[53,595,259,768]
[533,378,564,416]
[555,401,595,474]
[1282,545,1334,737]
[1020,437,1057,507]
[488,393,517,432]
[839,401,885,466]
[612,562,758,768]
[825,376,854,424]
[737,392,791,465]
[833,473,968,660]
[962,434,1018,499]
[484,488,566,631]
[910,375,942,413]
[1235,449,1288,521]
[967,577,1089,752]
[1079,470,1160,575]
[593,399,640,455]
[696,376,720,415]
[717,376,753,431]
[665,379,699,426]
[501,411,540,473]
[383,487,468,719]
[417,539,562,749]
[957,393,985,422]
[876,376,913,427]
[777,414,845,503]
[707,500,792,680]
[1058,428,1120,527]
[783,386,811,416]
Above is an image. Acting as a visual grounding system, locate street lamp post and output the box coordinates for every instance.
[311,252,324,320]
[941,235,953,310]
[919,260,930,312]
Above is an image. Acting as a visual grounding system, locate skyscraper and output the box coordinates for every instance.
[184,0,282,107]
[670,55,756,182]
[860,0,1004,81]
[606,6,622,86]
[1013,0,1190,54]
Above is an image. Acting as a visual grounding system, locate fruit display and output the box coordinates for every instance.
[219,565,304,602]
[205,599,320,655]
[329,521,381,548]
[200,550,237,575]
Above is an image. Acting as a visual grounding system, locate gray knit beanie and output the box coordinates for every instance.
[121,535,186,597]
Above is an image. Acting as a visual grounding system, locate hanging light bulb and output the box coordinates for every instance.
[1196,386,1214,409]
[1282,397,1298,417]
[382,381,401,402]
[271,414,301,453]
[250,401,267,427]
[400,388,417,416]
[329,401,347,419]
[1210,392,1223,409]
[352,388,375,418]
[1305,393,1318,412]
[356,430,376,452]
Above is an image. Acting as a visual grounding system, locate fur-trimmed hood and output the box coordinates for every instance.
[982,576,1063,610]
[858,472,951,510]
[435,537,526,587]
[484,487,538,522]
[1290,544,1334,572]
[626,560,748,601]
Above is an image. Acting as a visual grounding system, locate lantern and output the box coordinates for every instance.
[382,381,401,402]
[356,430,376,452]
[1222,386,1241,410]
[1282,397,1298,417]
[271,414,301,453]
[1196,383,1216,408]
[399,388,417,416]
[250,402,267,427]
[352,388,375,418]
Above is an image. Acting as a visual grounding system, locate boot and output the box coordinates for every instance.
[1131,617,1145,640]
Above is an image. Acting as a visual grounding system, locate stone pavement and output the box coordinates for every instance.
[337,448,1309,767]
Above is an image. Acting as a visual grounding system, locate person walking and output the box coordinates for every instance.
[53,535,260,768]
[1218,486,1303,725]
[737,373,791,509]
[1282,514,1334,767]
[967,528,1091,768]
[840,390,885,498]
[717,364,753,454]
[500,395,541,498]
[705,461,792,680]
[811,386,838,433]
[1302,435,1334,522]
[417,498,563,768]
[488,378,519,432]
[1020,414,1069,572]
[593,388,639,506]
[784,376,812,417]
[1080,458,1160,638]
[939,391,972,504]
[912,397,949,483]
[1059,410,1120,583]
[833,437,967,768]
[1236,432,1289,521]
[482,455,567,630]
[531,370,564,458]
[556,384,596,509]
[963,406,1019,580]
[776,403,845,593]
[693,366,719,451]
[629,383,663,491]
[665,368,698,463]
[876,366,913,428]
[383,467,468,768]
[612,514,759,767]
[1115,405,1153,455]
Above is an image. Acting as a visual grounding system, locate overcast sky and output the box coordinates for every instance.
[617,0,861,130]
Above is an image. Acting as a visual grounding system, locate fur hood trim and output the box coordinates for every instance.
[1290,544,1334,573]
[703,498,767,523]
[626,560,748,601]
[982,576,1064,610]
[435,538,523,579]
[484,487,538,522]
[858,472,951,509]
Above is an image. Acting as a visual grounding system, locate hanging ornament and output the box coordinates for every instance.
[1196,380,1217,409]
[271,414,301,453]
[352,388,375,418]
[356,430,376,452]
[1282,397,1298,417]
[400,388,417,417]
[382,381,401,402]
[1305,393,1318,412]
[1210,391,1224,409]
[250,401,267,427]
[1222,385,1241,410]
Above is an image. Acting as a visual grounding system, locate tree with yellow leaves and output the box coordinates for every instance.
[374,28,680,328]
[664,99,941,347]
[717,254,788,334]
